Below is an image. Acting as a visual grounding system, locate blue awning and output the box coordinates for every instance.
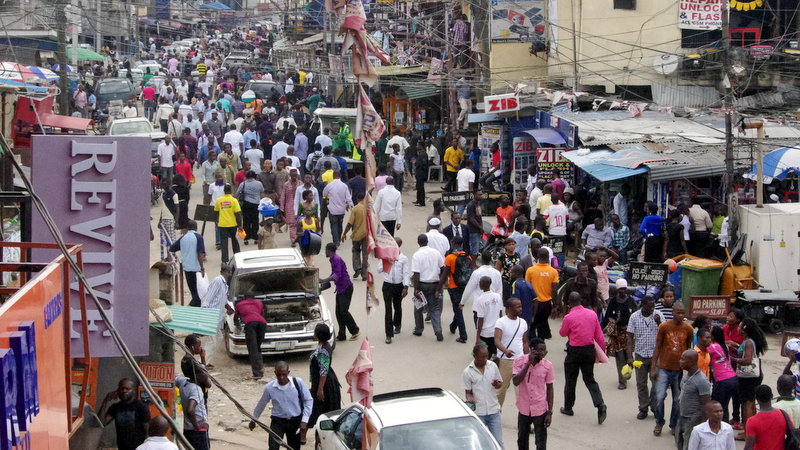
[0,37,58,51]
[522,128,567,146]
[199,1,232,9]
[561,149,648,182]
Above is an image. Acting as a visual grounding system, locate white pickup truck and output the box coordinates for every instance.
[223,248,334,356]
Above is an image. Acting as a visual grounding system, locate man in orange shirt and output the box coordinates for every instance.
[524,248,558,340]
[444,237,470,343]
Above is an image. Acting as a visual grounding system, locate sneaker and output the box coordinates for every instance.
[559,407,574,416]
[436,332,444,341]
[731,421,743,430]
[412,331,422,336]
[455,337,468,343]
[385,337,392,344]
[349,332,360,341]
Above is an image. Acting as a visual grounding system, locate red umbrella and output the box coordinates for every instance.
[346,337,373,407]
[0,62,35,81]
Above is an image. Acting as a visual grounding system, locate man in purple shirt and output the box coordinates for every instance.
[551,169,568,202]
[559,292,607,424]
[320,243,360,341]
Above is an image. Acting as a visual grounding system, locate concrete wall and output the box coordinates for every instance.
[490,42,548,93]
[548,0,683,93]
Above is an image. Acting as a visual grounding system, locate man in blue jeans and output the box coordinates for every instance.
[444,237,469,343]
[463,343,503,447]
[649,302,694,436]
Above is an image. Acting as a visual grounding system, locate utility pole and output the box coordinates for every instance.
[71,0,79,66]
[722,1,737,231]
[54,0,71,115]
[96,0,101,52]
[570,0,579,91]
[468,0,490,100]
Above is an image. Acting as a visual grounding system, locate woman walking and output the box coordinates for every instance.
[731,317,767,439]
[308,325,341,428]
[709,326,739,423]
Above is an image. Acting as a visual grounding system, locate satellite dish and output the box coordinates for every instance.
[653,54,679,75]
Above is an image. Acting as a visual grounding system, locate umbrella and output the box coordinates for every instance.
[66,46,105,62]
[199,1,232,9]
[0,62,34,81]
[744,147,800,183]
[51,64,76,73]
[345,337,373,407]
[27,66,59,81]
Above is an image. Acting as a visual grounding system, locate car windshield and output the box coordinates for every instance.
[110,121,151,135]
[247,82,281,97]
[98,81,131,94]
[380,417,497,450]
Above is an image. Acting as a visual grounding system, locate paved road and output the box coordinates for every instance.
[154,171,769,449]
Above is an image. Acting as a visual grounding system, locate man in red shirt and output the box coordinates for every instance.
[142,85,156,122]
[175,152,193,184]
[559,292,607,424]
[235,161,252,187]
[744,384,791,450]
[231,296,267,379]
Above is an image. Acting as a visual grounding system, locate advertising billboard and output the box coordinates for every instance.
[491,0,545,42]
[31,136,151,357]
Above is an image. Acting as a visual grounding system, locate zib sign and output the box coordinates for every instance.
[484,93,520,114]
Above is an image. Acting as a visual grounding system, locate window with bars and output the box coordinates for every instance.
[613,0,636,10]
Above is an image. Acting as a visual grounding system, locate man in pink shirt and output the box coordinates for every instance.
[513,337,554,450]
[559,292,607,424]
[231,296,267,379]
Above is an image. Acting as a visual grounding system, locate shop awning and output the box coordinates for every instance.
[152,305,220,336]
[399,83,440,100]
[522,128,566,146]
[39,113,92,130]
[66,46,105,62]
[561,149,649,182]
[199,1,232,9]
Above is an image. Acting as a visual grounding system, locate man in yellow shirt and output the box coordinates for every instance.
[214,184,243,263]
[535,183,554,215]
[443,138,464,192]
[341,192,368,280]
[524,248,559,339]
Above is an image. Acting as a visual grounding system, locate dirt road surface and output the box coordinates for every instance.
[153,174,773,449]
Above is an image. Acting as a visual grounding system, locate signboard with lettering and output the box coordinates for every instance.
[536,148,574,184]
[688,295,731,319]
[678,0,723,30]
[548,236,565,255]
[628,262,669,286]
[32,136,151,357]
[484,93,520,114]
[512,136,537,191]
[138,362,175,433]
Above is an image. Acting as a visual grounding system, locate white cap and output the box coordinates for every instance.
[770,194,780,202]
[616,279,628,289]
[428,217,441,227]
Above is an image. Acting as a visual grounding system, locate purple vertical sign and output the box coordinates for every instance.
[31,136,151,357]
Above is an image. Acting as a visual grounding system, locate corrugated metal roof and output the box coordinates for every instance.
[399,82,440,100]
[610,142,741,182]
[153,305,221,336]
[651,81,721,108]
[561,149,649,182]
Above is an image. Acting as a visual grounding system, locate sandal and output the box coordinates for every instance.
[617,384,627,390]
[653,424,663,436]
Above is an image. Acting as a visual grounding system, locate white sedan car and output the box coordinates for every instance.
[314,388,502,450]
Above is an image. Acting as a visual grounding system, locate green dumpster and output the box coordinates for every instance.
[680,258,726,307]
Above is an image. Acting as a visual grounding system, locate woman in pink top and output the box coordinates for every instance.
[590,247,617,302]
[710,326,739,423]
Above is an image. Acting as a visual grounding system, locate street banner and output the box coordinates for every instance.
[491,0,546,42]
[628,262,669,286]
[678,0,723,30]
[536,148,574,184]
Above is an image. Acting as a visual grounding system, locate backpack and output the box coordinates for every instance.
[310,152,323,172]
[453,252,473,287]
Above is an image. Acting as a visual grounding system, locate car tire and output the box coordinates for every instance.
[769,318,784,334]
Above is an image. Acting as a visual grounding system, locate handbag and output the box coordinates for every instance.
[736,340,760,378]
[779,409,800,450]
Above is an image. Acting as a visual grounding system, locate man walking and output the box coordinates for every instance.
[214,184,242,263]
[411,234,446,341]
[676,349,712,450]
[249,362,314,450]
[626,296,664,420]
[460,251,503,324]
[158,135,176,185]
[495,297,530,406]
[525,248,559,340]
[465,190,484,255]
[559,292,607,424]
[176,368,210,450]
[463,343,503,447]
[514,338,555,450]
[322,171,352,247]
[169,220,206,307]
[651,302,694,437]
[320,243,360,341]
[373,176,402,236]
[744,385,789,450]
[379,237,409,344]
[444,237,470,343]
[341,192,368,281]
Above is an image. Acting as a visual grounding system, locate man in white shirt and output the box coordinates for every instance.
[687,401,735,450]
[373,176,402,236]
[158,136,176,184]
[456,160,476,214]
[322,171,353,247]
[197,78,211,98]
[249,362,314,450]
[379,236,410,344]
[315,128,333,150]
[529,179,545,212]
[244,146,265,174]
[410,234,446,341]
[222,124,244,159]
[460,251,503,318]
[425,217,450,257]
[135,416,178,450]
[688,198,713,257]
[613,184,630,226]
[386,130,410,156]
[462,344,503,447]
[122,101,138,118]
[271,137,290,167]
[285,77,294,95]
[293,173,320,215]
[544,195,569,237]
[183,114,201,137]
[494,298,529,407]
